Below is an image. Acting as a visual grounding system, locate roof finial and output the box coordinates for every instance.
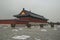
[23,8,25,10]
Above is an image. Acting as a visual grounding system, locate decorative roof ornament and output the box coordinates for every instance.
[23,8,25,11]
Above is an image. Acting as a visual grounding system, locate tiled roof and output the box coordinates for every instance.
[14,8,48,20]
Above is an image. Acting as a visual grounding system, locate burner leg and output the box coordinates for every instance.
[11,24,16,28]
[26,24,31,28]
[40,24,43,28]
[50,24,54,28]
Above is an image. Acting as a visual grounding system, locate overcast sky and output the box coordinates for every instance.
[0,0,60,22]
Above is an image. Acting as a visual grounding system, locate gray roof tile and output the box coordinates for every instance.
[14,9,48,20]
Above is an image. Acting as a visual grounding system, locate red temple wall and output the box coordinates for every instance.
[19,17,47,23]
[0,17,47,24]
[0,20,15,24]
[0,20,28,24]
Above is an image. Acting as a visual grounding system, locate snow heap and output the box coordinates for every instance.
[40,29,47,31]
[12,35,30,40]
[12,29,18,31]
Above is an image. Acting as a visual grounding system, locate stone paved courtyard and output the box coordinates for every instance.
[0,25,60,40]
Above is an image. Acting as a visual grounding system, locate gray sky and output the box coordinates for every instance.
[0,0,60,22]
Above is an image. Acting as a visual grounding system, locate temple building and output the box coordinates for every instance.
[0,8,48,28]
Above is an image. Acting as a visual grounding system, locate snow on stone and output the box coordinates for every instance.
[31,26,34,28]
[21,35,30,38]
[53,28,57,30]
[12,29,18,31]
[57,25,60,28]
[3,27,8,29]
[35,38,41,40]
[19,28,23,30]
[41,29,47,31]
[0,26,2,27]
[12,35,30,40]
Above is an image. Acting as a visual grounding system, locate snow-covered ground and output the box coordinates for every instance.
[0,24,60,40]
